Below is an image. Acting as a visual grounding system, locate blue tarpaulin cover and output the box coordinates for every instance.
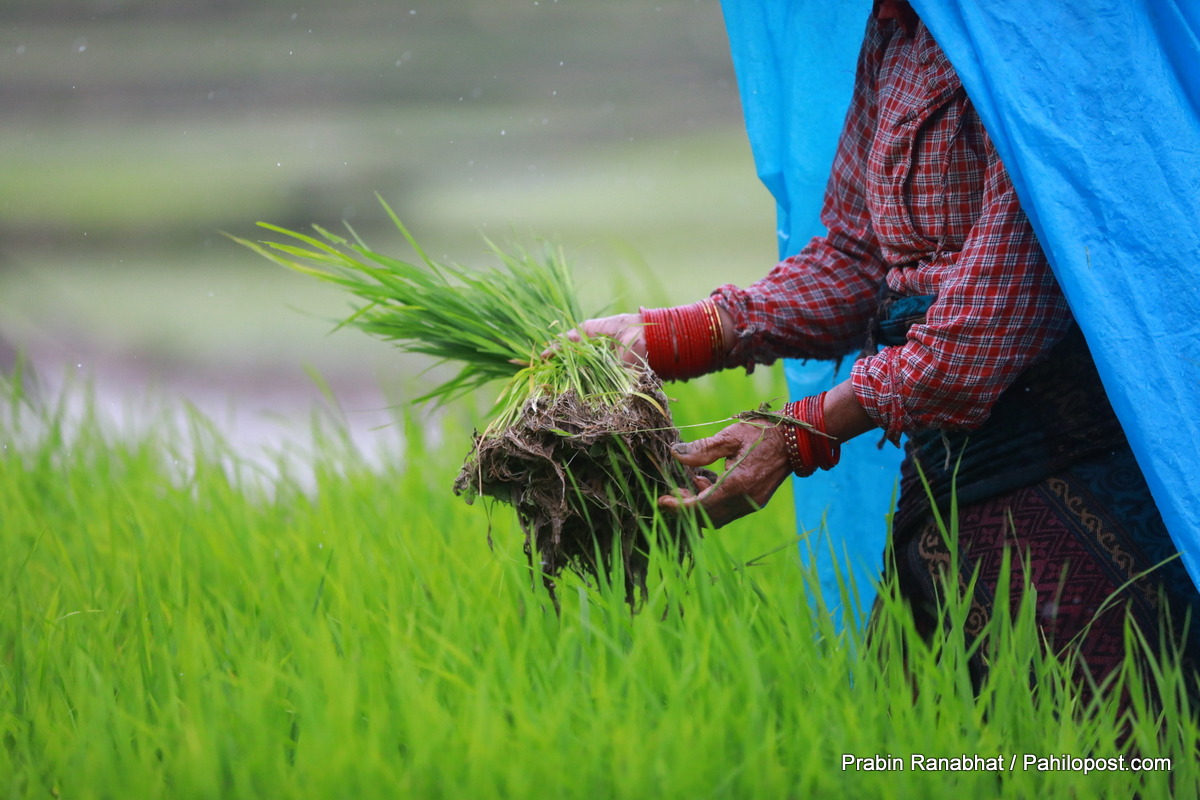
[719,0,1200,620]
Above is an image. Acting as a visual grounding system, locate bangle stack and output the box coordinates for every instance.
[640,299,726,381]
[781,392,841,477]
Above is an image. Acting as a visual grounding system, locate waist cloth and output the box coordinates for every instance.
[872,293,1200,698]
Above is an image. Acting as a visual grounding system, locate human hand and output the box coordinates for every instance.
[543,312,647,366]
[657,419,792,528]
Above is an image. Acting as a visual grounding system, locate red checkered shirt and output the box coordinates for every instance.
[712,12,1074,442]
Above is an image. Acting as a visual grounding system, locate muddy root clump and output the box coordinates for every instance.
[453,371,701,604]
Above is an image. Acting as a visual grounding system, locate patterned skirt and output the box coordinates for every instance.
[890,445,1200,701]
[882,326,1200,702]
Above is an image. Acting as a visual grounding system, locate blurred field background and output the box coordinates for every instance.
[0,0,779,451]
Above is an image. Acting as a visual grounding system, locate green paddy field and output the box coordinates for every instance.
[1,2,1196,797]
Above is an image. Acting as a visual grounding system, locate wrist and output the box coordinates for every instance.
[640,298,726,380]
[781,393,841,477]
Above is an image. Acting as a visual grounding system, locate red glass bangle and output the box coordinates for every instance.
[640,299,725,381]
[781,393,840,477]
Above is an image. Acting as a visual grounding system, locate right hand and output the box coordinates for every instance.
[657,419,792,528]
[546,312,647,366]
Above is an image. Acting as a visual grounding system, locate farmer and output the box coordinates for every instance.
[573,0,1200,695]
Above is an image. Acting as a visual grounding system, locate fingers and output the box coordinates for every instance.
[659,421,792,528]
[539,325,583,360]
[657,482,758,529]
[670,430,743,468]
[540,313,646,364]
[539,320,599,360]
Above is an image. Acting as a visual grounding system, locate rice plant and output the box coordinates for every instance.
[1,371,1196,799]
[228,199,701,601]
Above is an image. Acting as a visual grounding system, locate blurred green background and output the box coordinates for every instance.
[0,0,778,447]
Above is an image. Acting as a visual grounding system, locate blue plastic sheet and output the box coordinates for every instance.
[719,5,899,622]
[719,0,1200,615]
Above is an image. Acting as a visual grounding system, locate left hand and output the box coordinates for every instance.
[539,312,647,366]
[658,420,792,528]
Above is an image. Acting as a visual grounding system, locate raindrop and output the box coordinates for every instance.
[16,45,25,55]
[500,129,506,136]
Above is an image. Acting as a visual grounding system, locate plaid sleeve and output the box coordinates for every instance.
[711,17,889,368]
[850,133,1074,442]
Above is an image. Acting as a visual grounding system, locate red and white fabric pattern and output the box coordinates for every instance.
[710,11,1073,443]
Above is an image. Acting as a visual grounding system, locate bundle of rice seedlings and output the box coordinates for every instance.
[229,198,703,602]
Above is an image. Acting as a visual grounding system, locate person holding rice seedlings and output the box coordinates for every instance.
[572,0,1200,705]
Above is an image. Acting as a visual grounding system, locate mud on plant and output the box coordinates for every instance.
[455,367,701,602]
[230,198,705,601]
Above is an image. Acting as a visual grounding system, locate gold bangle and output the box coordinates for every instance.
[702,299,725,365]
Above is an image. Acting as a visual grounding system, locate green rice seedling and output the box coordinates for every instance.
[3,370,1198,798]
[228,198,704,601]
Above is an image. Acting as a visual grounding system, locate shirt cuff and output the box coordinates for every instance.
[851,348,911,444]
[709,285,761,373]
